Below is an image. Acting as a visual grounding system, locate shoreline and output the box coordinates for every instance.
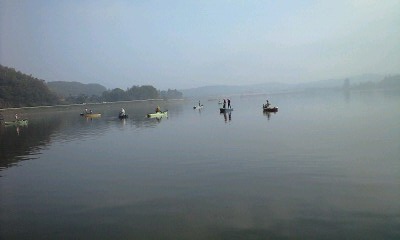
[0,98,185,111]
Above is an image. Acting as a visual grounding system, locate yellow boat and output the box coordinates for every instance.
[80,113,101,118]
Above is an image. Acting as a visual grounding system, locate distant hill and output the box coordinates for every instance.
[181,73,386,98]
[353,74,400,90]
[181,82,290,98]
[295,73,384,89]
[47,81,107,97]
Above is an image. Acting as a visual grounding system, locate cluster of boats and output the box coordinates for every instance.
[196,100,278,113]
[2,101,276,128]
[79,107,168,120]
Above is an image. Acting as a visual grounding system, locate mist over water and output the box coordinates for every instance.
[1,90,399,239]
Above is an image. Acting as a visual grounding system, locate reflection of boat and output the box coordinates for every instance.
[220,108,233,113]
[263,111,275,120]
[221,112,232,122]
[147,111,168,118]
[80,113,101,118]
[4,119,28,126]
[193,105,204,109]
[262,105,278,112]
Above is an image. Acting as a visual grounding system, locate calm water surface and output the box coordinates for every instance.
[1,91,399,239]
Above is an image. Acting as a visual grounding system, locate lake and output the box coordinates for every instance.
[1,90,399,239]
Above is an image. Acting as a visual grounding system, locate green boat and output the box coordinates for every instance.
[4,119,28,126]
[147,111,168,118]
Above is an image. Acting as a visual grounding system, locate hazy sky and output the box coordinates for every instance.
[1,0,399,90]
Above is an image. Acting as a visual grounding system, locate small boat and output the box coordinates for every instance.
[4,119,28,126]
[147,111,168,118]
[118,114,128,119]
[220,108,233,113]
[80,113,101,118]
[263,105,278,112]
[193,105,204,110]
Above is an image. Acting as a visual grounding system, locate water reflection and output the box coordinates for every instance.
[120,118,127,126]
[1,95,399,239]
[263,111,277,120]
[221,112,232,123]
[0,116,63,172]
[0,101,180,172]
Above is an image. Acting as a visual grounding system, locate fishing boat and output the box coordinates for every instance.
[147,111,168,118]
[263,105,278,112]
[193,105,204,110]
[80,113,101,118]
[4,119,28,126]
[118,114,128,119]
[220,108,233,113]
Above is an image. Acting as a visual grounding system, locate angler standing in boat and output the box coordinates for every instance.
[228,99,231,108]
[223,99,226,109]
[15,113,19,120]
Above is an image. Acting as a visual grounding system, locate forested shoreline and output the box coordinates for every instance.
[1,64,398,109]
[0,65,59,108]
[0,65,183,109]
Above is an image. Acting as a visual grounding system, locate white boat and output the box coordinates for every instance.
[193,105,204,109]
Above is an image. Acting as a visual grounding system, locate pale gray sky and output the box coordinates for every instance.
[1,0,399,90]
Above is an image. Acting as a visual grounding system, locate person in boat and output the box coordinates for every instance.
[223,99,226,109]
[15,113,19,120]
[228,99,231,108]
[198,100,201,106]
[84,108,89,114]
[120,108,126,116]
[155,105,161,113]
[264,100,270,108]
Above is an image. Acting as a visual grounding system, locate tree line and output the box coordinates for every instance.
[100,86,182,102]
[65,86,182,104]
[0,65,59,108]
[0,65,183,108]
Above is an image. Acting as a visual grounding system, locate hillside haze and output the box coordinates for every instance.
[181,74,386,98]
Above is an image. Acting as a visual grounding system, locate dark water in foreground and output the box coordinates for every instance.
[1,91,399,239]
